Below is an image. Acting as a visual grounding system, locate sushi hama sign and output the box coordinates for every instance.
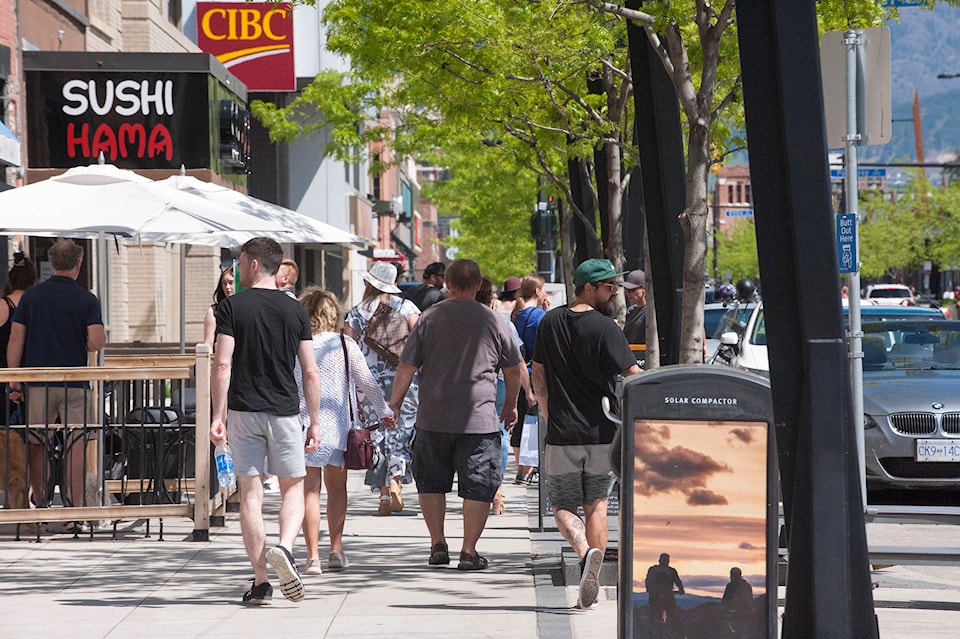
[26,68,212,170]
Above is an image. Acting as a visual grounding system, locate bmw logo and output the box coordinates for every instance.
[932,402,945,410]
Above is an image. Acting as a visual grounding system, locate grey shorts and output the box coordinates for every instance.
[228,410,306,478]
[412,429,501,502]
[544,443,615,511]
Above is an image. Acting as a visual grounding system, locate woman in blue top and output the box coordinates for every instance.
[510,274,548,484]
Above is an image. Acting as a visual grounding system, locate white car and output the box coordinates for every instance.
[862,284,914,306]
[713,302,944,377]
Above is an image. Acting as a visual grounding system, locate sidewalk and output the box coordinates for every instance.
[4,470,956,638]
[0,469,614,639]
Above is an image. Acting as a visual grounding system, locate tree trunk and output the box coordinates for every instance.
[678,118,711,364]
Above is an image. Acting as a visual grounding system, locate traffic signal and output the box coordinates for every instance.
[531,196,558,239]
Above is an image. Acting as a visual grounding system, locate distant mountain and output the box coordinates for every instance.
[862,4,960,163]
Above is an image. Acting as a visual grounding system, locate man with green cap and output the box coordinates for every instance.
[531,258,641,609]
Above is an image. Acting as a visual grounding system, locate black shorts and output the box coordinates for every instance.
[413,429,501,502]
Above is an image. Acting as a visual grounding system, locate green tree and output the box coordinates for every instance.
[419,138,539,283]
[716,220,760,283]
[254,0,895,363]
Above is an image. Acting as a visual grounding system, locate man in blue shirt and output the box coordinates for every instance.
[7,238,106,511]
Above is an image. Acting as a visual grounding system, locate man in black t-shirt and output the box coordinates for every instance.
[210,237,321,606]
[531,258,640,609]
[622,269,647,345]
[402,261,446,311]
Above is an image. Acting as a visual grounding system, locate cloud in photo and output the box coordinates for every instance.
[634,425,732,504]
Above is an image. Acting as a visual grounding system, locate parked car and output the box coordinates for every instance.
[862,283,914,306]
[861,319,960,489]
[712,303,944,375]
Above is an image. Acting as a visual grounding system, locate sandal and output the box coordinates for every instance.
[456,550,489,571]
[491,491,505,515]
[428,541,450,566]
[377,494,392,516]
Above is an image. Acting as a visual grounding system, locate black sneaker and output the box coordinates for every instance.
[266,545,305,602]
[242,580,273,606]
[578,547,603,609]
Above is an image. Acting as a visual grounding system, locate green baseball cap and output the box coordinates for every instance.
[573,258,622,288]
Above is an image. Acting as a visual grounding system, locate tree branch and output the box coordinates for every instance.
[584,0,655,25]
[443,49,538,82]
[710,76,741,122]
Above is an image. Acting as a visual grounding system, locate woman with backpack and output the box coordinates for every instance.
[510,274,548,484]
[344,262,421,516]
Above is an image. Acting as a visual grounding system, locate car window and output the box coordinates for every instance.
[711,302,756,339]
[863,322,960,370]
[869,288,912,299]
[749,310,766,345]
[704,308,727,337]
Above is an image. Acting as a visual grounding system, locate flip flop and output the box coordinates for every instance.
[456,550,489,571]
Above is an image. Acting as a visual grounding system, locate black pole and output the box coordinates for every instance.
[736,1,877,636]
[626,0,686,366]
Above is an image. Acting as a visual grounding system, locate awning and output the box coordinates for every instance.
[0,120,20,167]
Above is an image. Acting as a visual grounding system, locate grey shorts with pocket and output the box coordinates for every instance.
[228,410,306,478]
[544,443,615,510]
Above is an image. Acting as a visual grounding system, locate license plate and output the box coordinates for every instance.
[916,439,960,462]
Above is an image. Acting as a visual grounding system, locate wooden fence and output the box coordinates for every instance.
[0,344,220,541]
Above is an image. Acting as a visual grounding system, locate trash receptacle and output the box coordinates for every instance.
[617,365,776,639]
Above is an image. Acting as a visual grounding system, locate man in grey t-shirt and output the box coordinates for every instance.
[389,259,522,571]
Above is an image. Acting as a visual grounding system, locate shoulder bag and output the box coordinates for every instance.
[341,333,380,470]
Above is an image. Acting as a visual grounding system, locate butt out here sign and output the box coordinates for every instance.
[197,2,295,91]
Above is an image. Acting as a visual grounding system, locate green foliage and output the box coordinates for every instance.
[859,174,960,279]
[716,220,760,282]
[421,135,539,282]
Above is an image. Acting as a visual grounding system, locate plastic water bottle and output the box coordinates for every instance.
[214,442,236,490]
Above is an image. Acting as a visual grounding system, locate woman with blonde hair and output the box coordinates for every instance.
[296,287,394,574]
[344,262,421,515]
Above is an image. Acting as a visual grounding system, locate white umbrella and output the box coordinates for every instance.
[157,173,367,247]
[0,163,288,242]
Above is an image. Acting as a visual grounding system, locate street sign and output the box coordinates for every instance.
[837,213,858,274]
[830,167,886,179]
[725,209,754,217]
[821,27,892,147]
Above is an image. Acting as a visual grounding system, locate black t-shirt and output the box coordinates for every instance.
[533,305,636,445]
[215,288,311,415]
[623,303,646,344]
[403,283,445,312]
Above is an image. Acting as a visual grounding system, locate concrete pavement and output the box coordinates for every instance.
[2,468,959,638]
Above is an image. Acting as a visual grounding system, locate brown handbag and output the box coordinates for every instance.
[340,333,379,470]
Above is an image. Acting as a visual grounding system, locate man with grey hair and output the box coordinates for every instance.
[210,237,321,605]
[8,238,106,516]
[389,258,522,571]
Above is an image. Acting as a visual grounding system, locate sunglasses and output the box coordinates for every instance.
[597,281,622,291]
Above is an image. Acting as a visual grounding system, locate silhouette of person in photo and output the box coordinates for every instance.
[645,552,685,632]
[722,566,754,636]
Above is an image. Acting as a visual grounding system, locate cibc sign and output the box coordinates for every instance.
[197,2,295,92]
[26,70,211,170]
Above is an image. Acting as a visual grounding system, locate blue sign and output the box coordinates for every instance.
[837,213,858,274]
[830,167,887,180]
[724,209,753,217]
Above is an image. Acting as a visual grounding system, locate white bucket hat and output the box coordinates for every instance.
[362,262,401,294]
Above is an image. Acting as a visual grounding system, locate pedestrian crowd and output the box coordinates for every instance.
[0,237,640,614]
[207,248,639,609]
